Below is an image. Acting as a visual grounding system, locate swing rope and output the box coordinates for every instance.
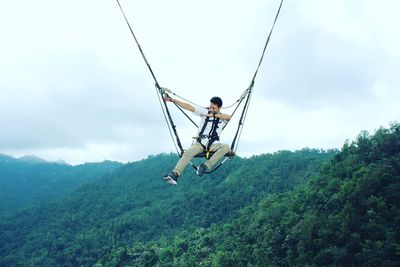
[116,0,284,173]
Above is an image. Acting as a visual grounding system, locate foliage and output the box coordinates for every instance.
[0,156,122,216]
[0,148,334,266]
[96,123,400,266]
[4,123,398,266]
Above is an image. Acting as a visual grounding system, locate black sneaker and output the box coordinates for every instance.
[163,171,178,185]
[196,163,208,177]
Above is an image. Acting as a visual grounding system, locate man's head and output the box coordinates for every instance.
[209,96,223,113]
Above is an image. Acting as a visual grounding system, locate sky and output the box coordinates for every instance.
[1,0,399,165]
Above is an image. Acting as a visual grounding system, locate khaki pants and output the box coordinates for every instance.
[173,141,230,176]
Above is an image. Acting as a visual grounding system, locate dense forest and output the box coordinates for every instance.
[0,155,122,216]
[95,124,400,266]
[1,123,399,266]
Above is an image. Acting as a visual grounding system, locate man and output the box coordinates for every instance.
[163,96,231,185]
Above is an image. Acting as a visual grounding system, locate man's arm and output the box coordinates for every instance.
[208,112,231,121]
[164,96,195,112]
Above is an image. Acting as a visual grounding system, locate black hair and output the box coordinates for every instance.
[210,96,223,108]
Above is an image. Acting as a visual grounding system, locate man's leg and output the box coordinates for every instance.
[204,143,230,169]
[173,142,203,176]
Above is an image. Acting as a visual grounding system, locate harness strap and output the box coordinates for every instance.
[198,112,211,140]
[207,116,220,150]
[196,111,221,158]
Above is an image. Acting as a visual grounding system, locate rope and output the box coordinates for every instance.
[117,0,284,172]
[172,103,198,128]
[222,88,250,109]
[163,86,249,110]
[230,0,284,154]
[155,89,182,155]
[231,85,254,154]
[163,88,204,109]
[116,0,185,155]
[116,0,160,87]
[251,0,284,85]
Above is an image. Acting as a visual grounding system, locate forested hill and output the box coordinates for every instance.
[0,156,122,216]
[1,124,399,267]
[98,124,400,266]
[0,148,335,266]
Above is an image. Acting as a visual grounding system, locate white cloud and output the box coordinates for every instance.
[1,0,399,164]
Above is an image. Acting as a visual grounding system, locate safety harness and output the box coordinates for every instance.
[196,110,222,159]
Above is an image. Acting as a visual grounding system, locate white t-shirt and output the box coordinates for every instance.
[193,107,228,146]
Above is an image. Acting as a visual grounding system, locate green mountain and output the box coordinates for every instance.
[1,123,399,266]
[96,124,400,266]
[0,155,123,216]
[0,148,335,266]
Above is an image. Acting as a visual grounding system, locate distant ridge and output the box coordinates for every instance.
[18,155,48,164]
[54,159,70,166]
[0,154,124,216]
[0,154,16,162]
[0,153,70,165]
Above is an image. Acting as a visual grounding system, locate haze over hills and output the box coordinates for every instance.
[16,154,53,164]
[0,153,67,164]
[0,154,123,216]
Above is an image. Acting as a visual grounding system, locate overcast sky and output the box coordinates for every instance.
[1,0,399,165]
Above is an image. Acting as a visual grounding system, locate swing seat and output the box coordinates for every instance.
[193,150,235,159]
[189,151,235,174]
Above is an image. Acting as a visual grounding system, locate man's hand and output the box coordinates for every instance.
[209,112,231,121]
[164,96,174,103]
[206,112,216,118]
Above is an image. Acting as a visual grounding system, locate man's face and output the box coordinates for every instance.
[209,102,220,113]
